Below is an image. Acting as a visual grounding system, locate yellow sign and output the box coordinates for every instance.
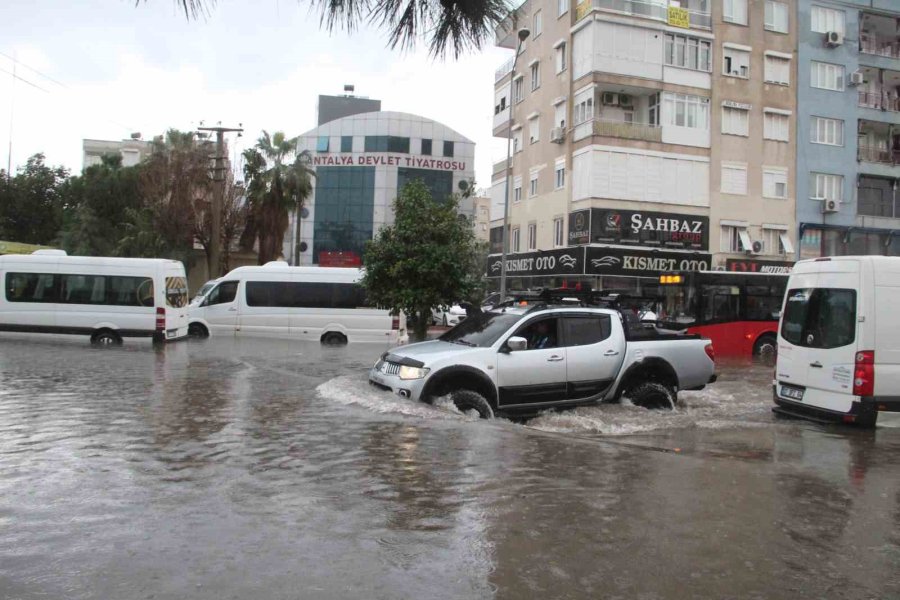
[667,6,690,28]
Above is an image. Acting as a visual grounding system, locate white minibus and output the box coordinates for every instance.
[0,250,189,345]
[187,261,407,345]
[774,256,900,427]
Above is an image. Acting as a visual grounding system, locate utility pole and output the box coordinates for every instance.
[198,124,242,279]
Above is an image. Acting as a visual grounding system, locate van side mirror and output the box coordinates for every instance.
[507,336,527,352]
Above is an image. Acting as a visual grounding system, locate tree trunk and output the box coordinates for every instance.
[412,308,430,342]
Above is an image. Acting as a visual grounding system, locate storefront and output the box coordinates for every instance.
[725,258,793,274]
[799,223,900,259]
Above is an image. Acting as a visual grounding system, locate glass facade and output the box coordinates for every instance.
[421,139,432,155]
[397,167,453,202]
[364,136,410,153]
[340,136,352,152]
[313,166,376,263]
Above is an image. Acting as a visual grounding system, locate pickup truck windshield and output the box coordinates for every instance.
[439,312,522,347]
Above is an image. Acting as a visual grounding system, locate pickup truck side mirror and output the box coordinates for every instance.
[507,336,528,352]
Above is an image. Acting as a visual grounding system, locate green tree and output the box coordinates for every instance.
[0,154,70,245]
[242,131,314,264]
[60,155,143,256]
[362,179,481,341]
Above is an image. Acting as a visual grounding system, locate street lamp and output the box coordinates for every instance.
[499,27,531,301]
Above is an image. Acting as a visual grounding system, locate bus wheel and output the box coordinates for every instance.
[91,330,122,347]
[321,332,347,346]
[188,323,209,339]
[753,334,777,357]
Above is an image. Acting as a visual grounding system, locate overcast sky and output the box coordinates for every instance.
[0,0,510,189]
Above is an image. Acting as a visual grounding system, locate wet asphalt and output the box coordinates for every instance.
[0,333,898,599]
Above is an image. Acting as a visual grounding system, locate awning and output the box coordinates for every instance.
[780,232,795,254]
[738,229,753,251]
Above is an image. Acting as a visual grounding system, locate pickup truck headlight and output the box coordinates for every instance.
[398,365,429,380]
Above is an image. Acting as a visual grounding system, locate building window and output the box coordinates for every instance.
[810,116,844,146]
[514,176,522,203]
[555,161,565,189]
[665,34,712,72]
[513,76,524,103]
[574,94,594,124]
[554,102,566,129]
[512,227,520,252]
[340,136,352,152]
[764,1,788,33]
[720,225,749,253]
[724,0,748,25]
[443,141,454,157]
[811,5,845,35]
[529,172,538,197]
[762,228,788,254]
[553,217,564,247]
[527,223,537,250]
[722,105,750,136]
[530,61,541,91]
[555,42,567,73]
[533,10,542,38]
[529,115,540,144]
[421,138,432,155]
[763,111,790,141]
[664,93,710,129]
[316,136,329,152]
[721,163,748,195]
[723,46,750,78]
[810,61,845,91]
[763,168,788,199]
[558,0,568,17]
[764,54,790,85]
[810,172,843,201]
[364,136,410,153]
[513,129,523,153]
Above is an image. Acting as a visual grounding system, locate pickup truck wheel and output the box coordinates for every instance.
[451,389,494,419]
[628,382,676,410]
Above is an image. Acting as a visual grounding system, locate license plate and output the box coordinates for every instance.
[166,329,178,339]
[780,385,804,401]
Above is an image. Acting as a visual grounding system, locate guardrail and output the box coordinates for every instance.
[858,145,900,165]
[580,0,710,29]
[592,118,662,142]
[860,38,900,60]
[495,57,514,83]
[858,91,900,112]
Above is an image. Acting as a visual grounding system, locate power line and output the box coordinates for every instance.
[0,66,50,94]
[0,51,68,89]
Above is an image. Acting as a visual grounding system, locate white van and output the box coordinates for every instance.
[774,256,900,427]
[188,261,406,345]
[0,250,189,345]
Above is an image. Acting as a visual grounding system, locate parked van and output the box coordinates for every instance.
[0,250,189,345]
[774,256,900,427]
[188,261,406,345]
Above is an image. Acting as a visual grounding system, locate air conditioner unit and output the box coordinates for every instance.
[849,70,865,86]
[618,94,634,108]
[750,240,765,255]
[825,31,844,46]
[550,127,566,143]
[601,92,620,106]
[822,199,840,213]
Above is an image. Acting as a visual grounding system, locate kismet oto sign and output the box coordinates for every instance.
[568,208,709,250]
[486,246,711,278]
[486,247,586,278]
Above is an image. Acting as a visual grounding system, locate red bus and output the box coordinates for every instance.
[656,270,788,358]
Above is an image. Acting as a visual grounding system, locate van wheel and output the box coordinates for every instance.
[450,389,494,419]
[321,332,347,346]
[188,323,209,339]
[91,330,122,347]
[628,382,676,410]
[753,334,777,357]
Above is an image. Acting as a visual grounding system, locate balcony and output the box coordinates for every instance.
[577,0,711,30]
[574,118,662,142]
[495,57,514,83]
[858,145,900,165]
[858,175,900,219]
[493,106,511,135]
[858,91,900,113]
[860,12,900,60]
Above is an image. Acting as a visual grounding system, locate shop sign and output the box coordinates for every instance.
[567,209,592,245]
[569,208,709,250]
[725,259,793,274]
[486,247,586,278]
[667,5,690,28]
[311,153,467,172]
[319,251,362,267]
[585,247,711,277]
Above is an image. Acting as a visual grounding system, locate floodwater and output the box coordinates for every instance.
[0,335,898,599]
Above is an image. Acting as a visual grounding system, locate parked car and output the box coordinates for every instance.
[369,303,717,418]
[190,278,219,306]
[431,304,468,327]
[774,255,900,427]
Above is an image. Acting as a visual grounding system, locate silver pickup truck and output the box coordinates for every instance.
[369,304,717,418]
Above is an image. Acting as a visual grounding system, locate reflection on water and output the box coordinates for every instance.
[0,335,898,599]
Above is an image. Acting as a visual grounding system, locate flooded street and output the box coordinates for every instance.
[1,335,899,599]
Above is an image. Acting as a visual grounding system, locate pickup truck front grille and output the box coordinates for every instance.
[381,362,401,375]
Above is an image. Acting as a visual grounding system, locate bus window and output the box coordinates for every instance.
[701,285,739,323]
[746,285,782,321]
[660,284,697,326]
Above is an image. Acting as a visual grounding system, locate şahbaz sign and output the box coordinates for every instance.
[311,154,468,172]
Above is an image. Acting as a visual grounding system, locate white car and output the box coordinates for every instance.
[432,304,468,327]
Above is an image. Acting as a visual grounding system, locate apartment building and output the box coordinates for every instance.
[710,0,797,272]
[490,0,718,290]
[795,0,900,259]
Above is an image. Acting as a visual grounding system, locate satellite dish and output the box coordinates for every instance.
[458,180,469,191]
[300,207,310,219]
[299,242,308,252]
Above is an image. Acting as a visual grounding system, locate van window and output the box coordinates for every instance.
[245,281,368,309]
[563,315,612,346]
[206,281,238,305]
[781,288,856,349]
[61,274,154,307]
[6,273,58,303]
[166,277,189,308]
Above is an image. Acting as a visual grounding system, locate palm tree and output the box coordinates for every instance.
[157,0,511,58]
[242,131,315,265]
